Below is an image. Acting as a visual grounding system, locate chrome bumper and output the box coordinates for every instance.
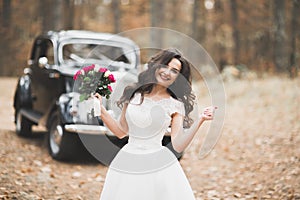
[64,124,114,136]
[64,124,172,136]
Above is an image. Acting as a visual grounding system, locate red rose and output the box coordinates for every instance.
[73,70,81,80]
[83,64,95,73]
[108,85,112,92]
[108,74,116,82]
[99,68,108,73]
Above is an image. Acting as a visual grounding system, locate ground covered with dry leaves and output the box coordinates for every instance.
[0,76,299,200]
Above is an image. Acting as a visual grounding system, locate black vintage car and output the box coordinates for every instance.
[13,30,180,163]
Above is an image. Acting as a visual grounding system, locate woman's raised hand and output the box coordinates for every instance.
[201,106,217,121]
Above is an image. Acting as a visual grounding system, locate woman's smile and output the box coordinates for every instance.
[159,73,171,81]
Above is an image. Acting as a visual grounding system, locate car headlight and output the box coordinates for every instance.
[58,92,80,123]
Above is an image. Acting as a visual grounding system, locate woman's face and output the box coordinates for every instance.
[155,58,182,87]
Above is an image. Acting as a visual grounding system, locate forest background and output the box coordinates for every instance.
[0,0,299,78]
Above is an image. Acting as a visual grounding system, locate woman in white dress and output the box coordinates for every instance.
[94,48,216,200]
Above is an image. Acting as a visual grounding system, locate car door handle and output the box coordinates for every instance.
[49,72,60,79]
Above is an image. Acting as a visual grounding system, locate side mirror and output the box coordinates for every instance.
[38,57,48,68]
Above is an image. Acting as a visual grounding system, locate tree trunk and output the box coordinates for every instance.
[150,0,164,50]
[0,0,11,75]
[63,0,74,30]
[288,0,299,78]
[41,0,64,32]
[273,0,288,73]
[230,0,240,65]
[111,0,121,33]
[191,0,204,42]
[2,0,11,28]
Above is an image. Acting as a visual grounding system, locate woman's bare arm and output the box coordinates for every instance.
[171,106,216,153]
[94,93,128,139]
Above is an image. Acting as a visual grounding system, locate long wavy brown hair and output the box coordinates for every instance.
[117,48,196,127]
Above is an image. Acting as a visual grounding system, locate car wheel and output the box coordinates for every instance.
[47,112,82,160]
[16,110,33,136]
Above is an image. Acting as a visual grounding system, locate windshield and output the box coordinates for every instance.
[59,40,137,70]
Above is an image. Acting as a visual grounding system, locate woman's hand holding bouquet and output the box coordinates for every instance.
[73,64,116,118]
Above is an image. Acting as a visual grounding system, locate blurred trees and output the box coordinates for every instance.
[229,0,239,65]
[0,0,10,75]
[289,0,299,78]
[2,0,10,27]
[273,0,287,73]
[150,0,164,50]
[0,0,299,77]
[111,0,121,33]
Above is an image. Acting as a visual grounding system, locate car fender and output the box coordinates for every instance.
[45,100,71,131]
[14,74,32,109]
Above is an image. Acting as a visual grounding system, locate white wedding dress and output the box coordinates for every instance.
[99,93,196,200]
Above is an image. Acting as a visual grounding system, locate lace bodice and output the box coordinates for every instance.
[124,93,185,153]
[109,93,186,173]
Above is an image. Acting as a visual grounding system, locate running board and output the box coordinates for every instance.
[20,109,43,124]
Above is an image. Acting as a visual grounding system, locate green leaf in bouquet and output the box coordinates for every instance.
[84,77,91,82]
[79,93,88,102]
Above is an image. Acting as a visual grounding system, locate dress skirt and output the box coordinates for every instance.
[99,146,196,200]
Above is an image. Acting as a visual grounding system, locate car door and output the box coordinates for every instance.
[30,38,64,114]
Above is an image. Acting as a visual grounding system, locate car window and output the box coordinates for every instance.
[32,40,42,64]
[62,43,131,65]
[32,39,55,66]
[46,41,55,65]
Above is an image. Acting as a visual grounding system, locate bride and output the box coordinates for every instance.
[94,48,216,200]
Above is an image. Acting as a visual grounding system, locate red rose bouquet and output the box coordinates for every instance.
[73,64,116,102]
